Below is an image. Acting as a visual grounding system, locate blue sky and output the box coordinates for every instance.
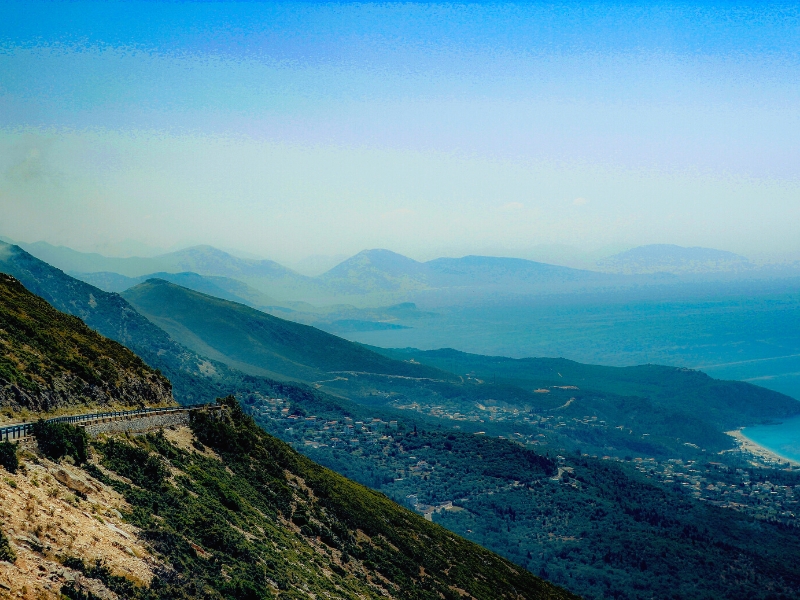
[0,2,798,264]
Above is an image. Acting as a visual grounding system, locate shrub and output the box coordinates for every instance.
[99,439,168,490]
[0,527,15,562]
[61,556,141,598]
[0,441,18,473]
[32,420,88,464]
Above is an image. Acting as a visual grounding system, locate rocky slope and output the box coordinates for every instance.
[0,274,172,414]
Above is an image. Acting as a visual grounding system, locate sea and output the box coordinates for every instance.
[344,283,800,400]
[743,416,800,464]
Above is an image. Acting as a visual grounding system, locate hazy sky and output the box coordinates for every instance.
[1,2,798,264]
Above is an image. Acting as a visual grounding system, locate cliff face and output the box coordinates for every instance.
[0,371,172,413]
[0,274,172,413]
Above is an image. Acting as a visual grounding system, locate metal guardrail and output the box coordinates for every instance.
[0,403,219,442]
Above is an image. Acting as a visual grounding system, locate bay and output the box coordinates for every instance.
[744,415,800,464]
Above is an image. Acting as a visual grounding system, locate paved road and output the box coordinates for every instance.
[0,403,219,442]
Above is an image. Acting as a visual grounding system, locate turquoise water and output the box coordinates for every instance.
[744,416,800,463]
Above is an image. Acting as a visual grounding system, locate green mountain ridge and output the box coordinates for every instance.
[368,347,800,430]
[122,278,449,384]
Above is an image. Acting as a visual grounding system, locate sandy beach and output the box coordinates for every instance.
[725,428,800,468]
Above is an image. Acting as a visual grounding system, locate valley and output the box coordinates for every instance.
[246,391,800,526]
[0,273,576,599]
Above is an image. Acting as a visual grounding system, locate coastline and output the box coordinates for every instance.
[725,428,800,468]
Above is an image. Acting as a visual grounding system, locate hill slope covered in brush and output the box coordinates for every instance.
[0,274,172,413]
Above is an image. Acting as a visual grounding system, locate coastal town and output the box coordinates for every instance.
[243,393,800,528]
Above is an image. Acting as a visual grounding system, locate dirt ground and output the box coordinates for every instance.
[0,446,155,599]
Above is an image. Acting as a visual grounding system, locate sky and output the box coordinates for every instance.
[0,1,798,266]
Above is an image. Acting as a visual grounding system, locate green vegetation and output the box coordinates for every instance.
[78,396,573,600]
[369,346,800,455]
[0,242,219,405]
[0,273,171,411]
[374,347,800,427]
[0,274,161,390]
[0,526,15,562]
[32,420,88,464]
[61,582,103,600]
[242,389,800,600]
[0,440,18,473]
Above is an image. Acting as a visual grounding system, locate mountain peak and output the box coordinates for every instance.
[319,249,427,292]
[352,248,423,266]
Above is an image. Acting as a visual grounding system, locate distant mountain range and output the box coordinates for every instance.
[15,239,800,309]
[18,241,315,295]
[597,244,751,274]
[7,239,795,458]
[75,270,281,307]
[15,242,621,305]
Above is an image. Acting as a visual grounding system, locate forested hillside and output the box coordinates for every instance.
[249,397,800,600]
